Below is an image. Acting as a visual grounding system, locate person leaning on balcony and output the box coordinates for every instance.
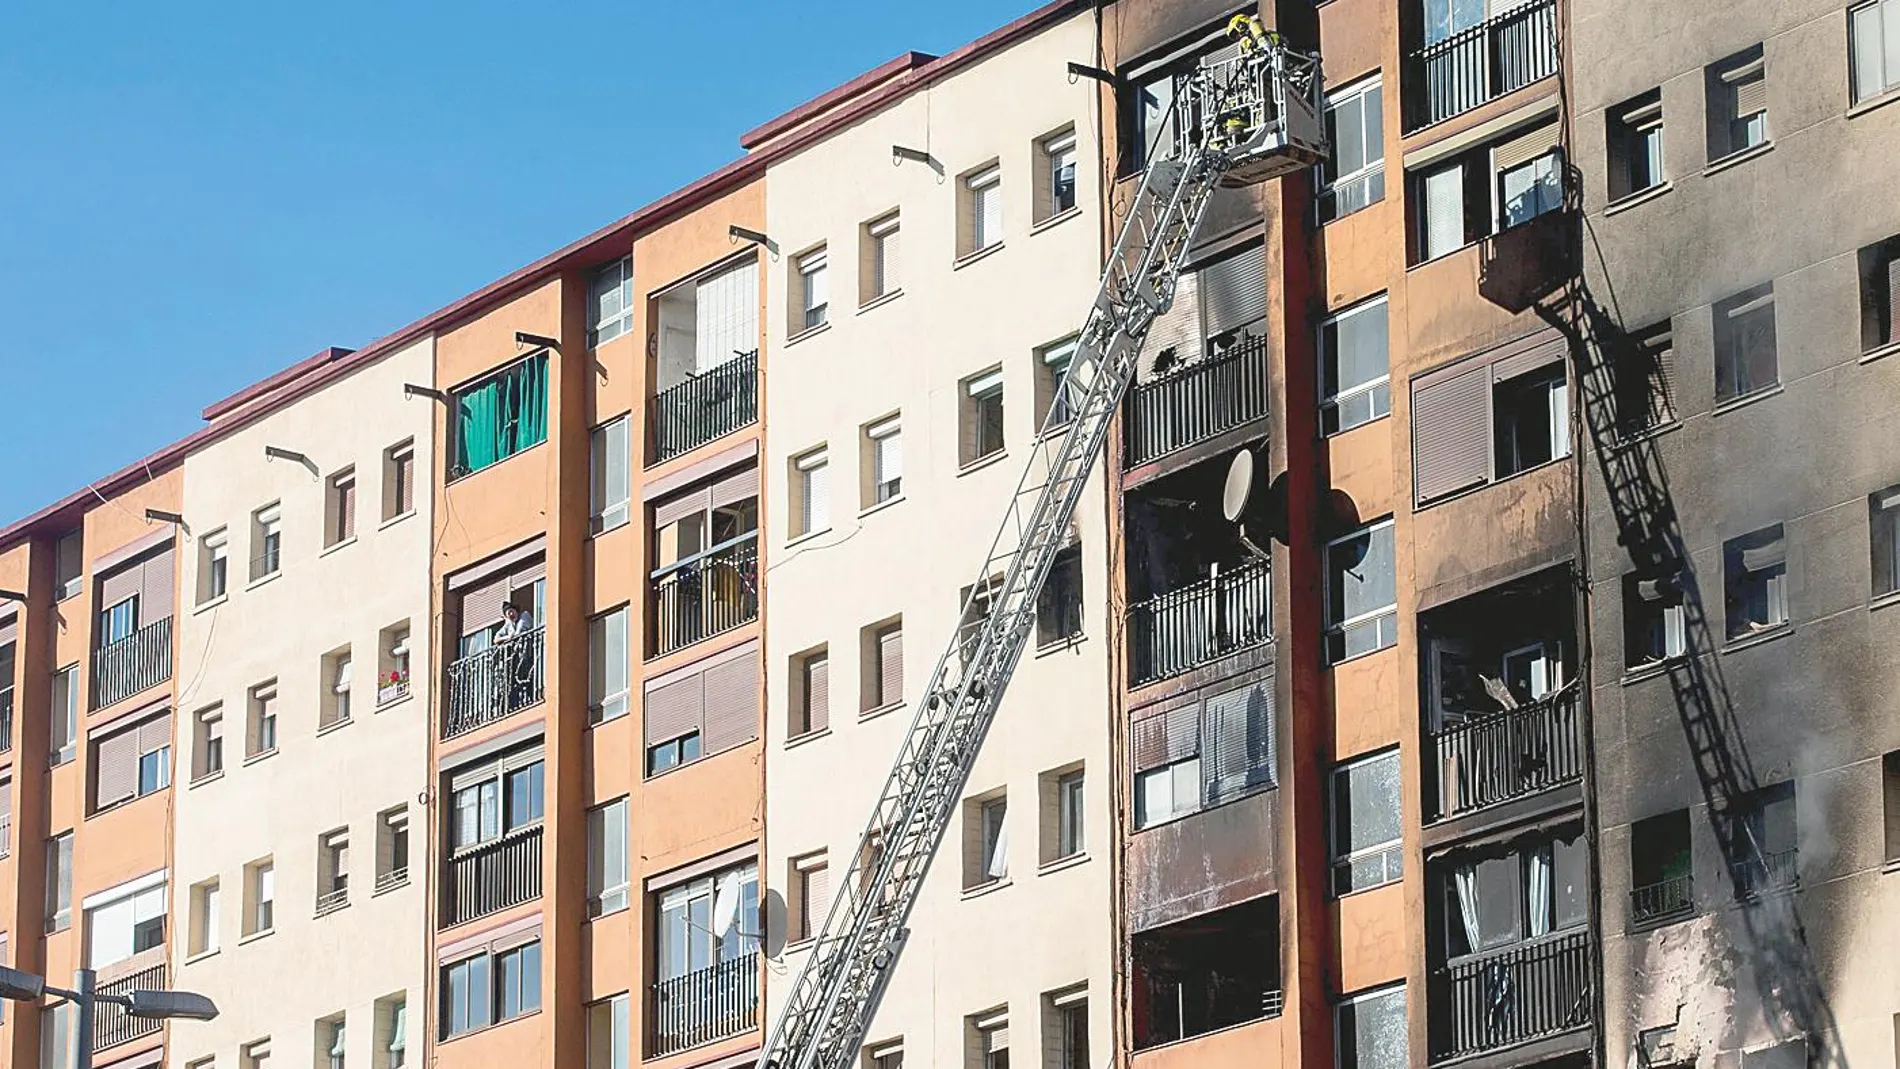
[496,603,534,706]
[497,603,529,642]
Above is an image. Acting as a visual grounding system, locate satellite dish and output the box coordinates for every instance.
[1222,448,1256,523]
[712,872,743,939]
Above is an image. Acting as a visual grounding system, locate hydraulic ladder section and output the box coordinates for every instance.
[758,37,1325,1069]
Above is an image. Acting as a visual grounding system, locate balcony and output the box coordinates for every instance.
[442,626,545,740]
[94,961,167,1051]
[1132,895,1281,1051]
[652,351,759,465]
[651,537,759,658]
[1405,0,1558,132]
[445,824,543,927]
[1629,874,1693,928]
[1430,928,1592,1062]
[0,686,12,753]
[1124,333,1269,470]
[1430,684,1582,820]
[649,953,759,1057]
[316,883,349,918]
[91,616,173,711]
[1128,560,1271,687]
[1732,848,1799,901]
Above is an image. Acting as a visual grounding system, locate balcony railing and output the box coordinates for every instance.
[377,678,411,707]
[1629,874,1694,927]
[442,626,545,740]
[445,824,543,927]
[1431,928,1592,1062]
[91,616,173,710]
[653,351,759,464]
[1127,560,1271,687]
[1405,0,1558,131]
[652,537,759,657]
[95,962,167,1051]
[1124,333,1269,468]
[1430,683,1582,820]
[0,686,12,753]
[649,953,759,1057]
[1732,847,1799,901]
[316,883,350,917]
[376,867,410,895]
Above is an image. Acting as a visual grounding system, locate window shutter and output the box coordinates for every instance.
[644,675,703,747]
[985,1025,1010,1054]
[696,259,760,371]
[458,577,508,637]
[1740,534,1786,571]
[1143,270,1203,374]
[1493,121,1561,170]
[980,183,1003,247]
[803,863,829,935]
[1202,681,1276,805]
[510,559,546,594]
[1886,250,1900,344]
[99,566,141,612]
[1489,332,1568,382]
[1412,363,1493,503]
[397,451,416,515]
[1422,162,1466,259]
[1730,71,1767,117]
[339,479,357,541]
[0,611,15,646]
[138,547,175,624]
[139,711,173,755]
[1130,703,1200,773]
[653,487,712,532]
[95,728,139,807]
[711,466,760,510]
[805,655,829,733]
[1200,244,1268,336]
[701,653,759,755]
[878,628,904,707]
[0,782,13,851]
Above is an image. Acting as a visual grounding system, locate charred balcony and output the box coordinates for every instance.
[1130,894,1282,1052]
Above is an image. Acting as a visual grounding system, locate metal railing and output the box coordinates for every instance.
[90,616,173,710]
[651,537,759,657]
[1431,927,1592,1062]
[653,351,760,464]
[649,952,759,1057]
[1124,333,1270,467]
[442,626,545,739]
[0,686,12,753]
[1732,847,1799,900]
[376,867,410,895]
[95,962,167,1050]
[445,824,543,927]
[1629,874,1694,926]
[377,678,411,707]
[1430,684,1582,819]
[315,885,350,917]
[1405,0,1558,131]
[1127,560,1271,686]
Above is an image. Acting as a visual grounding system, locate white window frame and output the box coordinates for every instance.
[1039,129,1079,221]
[1318,295,1391,435]
[1134,756,1201,830]
[1852,0,1900,103]
[866,416,902,506]
[963,367,1006,464]
[81,869,167,969]
[1318,76,1385,222]
[1037,336,1080,432]
[797,248,829,333]
[1324,519,1399,663]
[200,528,229,604]
[1056,769,1085,860]
[591,415,632,535]
[1329,749,1404,896]
[1494,148,1563,231]
[966,165,1004,255]
[1334,983,1407,1069]
[589,605,630,724]
[588,255,635,348]
[587,993,629,1069]
[864,212,901,304]
[587,797,630,919]
[794,446,831,538]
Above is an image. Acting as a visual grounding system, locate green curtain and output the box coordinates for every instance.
[455,353,547,475]
[517,353,549,451]
[456,378,502,474]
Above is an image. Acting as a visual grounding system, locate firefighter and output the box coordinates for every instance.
[1228,12,1273,53]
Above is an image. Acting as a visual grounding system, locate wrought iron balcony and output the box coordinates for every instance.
[1124,333,1269,468]
[316,883,349,918]
[442,626,545,740]
[1629,874,1694,927]
[376,867,410,895]
[653,351,759,464]
[1429,683,1582,820]
[651,537,759,658]
[445,824,543,927]
[95,961,167,1051]
[1430,927,1592,1062]
[649,953,759,1057]
[1405,0,1558,131]
[1127,560,1271,687]
[1732,847,1799,901]
[91,616,173,710]
[0,686,12,753]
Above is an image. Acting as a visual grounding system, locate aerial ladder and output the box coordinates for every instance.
[758,30,1326,1069]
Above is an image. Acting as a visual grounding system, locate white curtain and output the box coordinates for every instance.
[1452,863,1482,951]
[986,819,1010,880]
[1527,847,1552,937]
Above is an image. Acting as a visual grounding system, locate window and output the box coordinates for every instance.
[1417,157,1475,261]
[450,353,550,478]
[864,416,903,506]
[1036,128,1078,222]
[1853,0,1900,102]
[449,746,544,852]
[321,1016,346,1069]
[655,256,761,389]
[1041,766,1085,864]
[378,996,407,1069]
[1043,987,1088,1069]
[586,797,629,918]
[1707,47,1768,160]
[793,646,829,738]
[498,941,544,1021]
[0,776,9,857]
[251,503,282,581]
[1335,984,1406,1069]
[199,528,229,603]
[1412,122,1560,263]
[1613,320,1676,438]
[1129,895,1281,1047]
[249,680,279,757]
[1630,809,1694,925]
[382,440,415,522]
[1858,235,1900,353]
[1495,128,1563,229]
[588,255,634,347]
[440,937,543,1038]
[325,468,357,547]
[790,851,828,942]
[244,857,275,936]
[1319,295,1391,434]
[1713,283,1778,402]
[1135,755,1201,830]
[1412,340,1571,503]
[861,213,901,305]
[42,1001,73,1069]
[587,994,630,1069]
[641,643,760,772]
[862,619,903,712]
[376,807,410,893]
[864,1039,904,1069]
[961,367,1006,465]
[795,247,829,333]
[1623,573,1687,668]
[792,447,831,538]
[589,606,630,724]
[1493,364,1569,478]
[188,878,219,956]
[91,710,171,811]
[317,828,350,914]
[50,664,77,764]
[192,704,224,780]
[1607,89,1665,201]
[964,794,1009,889]
[46,831,72,932]
[1441,831,1588,956]
[83,871,166,968]
[1723,524,1788,639]
[243,1038,271,1069]
[966,1009,1009,1069]
[591,416,632,534]
[958,575,1002,670]
[323,648,353,728]
[655,862,759,983]
[1035,337,1079,430]
[378,623,411,706]
[646,731,702,776]
[55,529,82,600]
[1883,751,1899,865]
[1131,680,1276,828]
[961,164,1004,257]
[1320,77,1384,222]
[99,593,137,647]
[1326,520,1397,662]
[1330,750,1403,895]
[1036,544,1083,646]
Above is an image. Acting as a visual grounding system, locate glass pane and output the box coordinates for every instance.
[1336,302,1389,393]
[1338,987,1406,1069]
[1335,752,1402,854]
[1331,525,1395,623]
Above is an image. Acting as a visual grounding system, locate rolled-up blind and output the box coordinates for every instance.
[1490,332,1567,382]
[0,611,16,646]
[1130,702,1200,773]
[459,577,508,637]
[878,627,904,707]
[1200,243,1268,336]
[1413,363,1493,503]
[1730,71,1766,117]
[702,653,759,755]
[1142,270,1203,376]
[644,675,702,746]
[94,728,140,808]
[139,711,173,754]
[1740,532,1786,571]
[98,565,141,611]
[805,655,829,734]
[653,487,711,532]
[139,547,175,624]
[510,559,546,592]
[1886,249,1900,345]
[1493,121,1561,170]
[711,466,760,509]
[1202,681,1276,804]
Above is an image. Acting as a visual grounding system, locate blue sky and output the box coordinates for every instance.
[0,0,1039,524]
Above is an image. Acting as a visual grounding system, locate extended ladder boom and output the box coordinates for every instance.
[760,39,1324,1069]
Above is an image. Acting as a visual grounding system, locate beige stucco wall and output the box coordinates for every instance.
[761,11,1114,1068]
[168,337,435,1068]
